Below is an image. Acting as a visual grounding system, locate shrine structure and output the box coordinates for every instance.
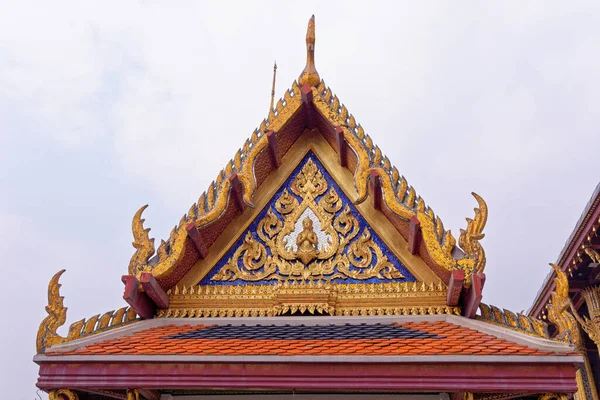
[34,16,586,400]
[529,183,600,400]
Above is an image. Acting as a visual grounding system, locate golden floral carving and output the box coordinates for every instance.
[211,158,405,282]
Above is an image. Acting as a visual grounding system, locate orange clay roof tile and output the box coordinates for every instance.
[51,321,569,357]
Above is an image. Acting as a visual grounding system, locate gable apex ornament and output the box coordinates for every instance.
[298,15,320,87]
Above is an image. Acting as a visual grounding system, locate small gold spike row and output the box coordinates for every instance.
[37,270,138,353]
[477,303,549,339]
[159,280,451,319]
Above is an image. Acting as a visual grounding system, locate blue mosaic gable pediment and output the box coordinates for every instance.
[200,152,416,286]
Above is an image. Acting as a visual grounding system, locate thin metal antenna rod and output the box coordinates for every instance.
[270,60,278,112]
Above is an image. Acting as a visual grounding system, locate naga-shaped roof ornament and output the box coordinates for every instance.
[298,15,320,87]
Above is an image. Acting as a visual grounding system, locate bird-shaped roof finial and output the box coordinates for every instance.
[298,15,320,87]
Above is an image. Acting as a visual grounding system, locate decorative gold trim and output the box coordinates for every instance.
[158,281,455,318]
[477,303,549,339]
[37,270,138,353]
[49,389,79,400]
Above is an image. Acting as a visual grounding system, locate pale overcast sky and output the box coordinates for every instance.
[1,1,599,398]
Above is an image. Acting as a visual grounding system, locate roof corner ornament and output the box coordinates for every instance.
[547,264,582,349]
[36,270,83,353]
[128,204,156,276]
[458,192,488,275]
[298,15,320,87]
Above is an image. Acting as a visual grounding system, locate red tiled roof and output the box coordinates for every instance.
[50,321,570,357]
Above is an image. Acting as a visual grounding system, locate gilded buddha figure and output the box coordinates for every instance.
[296,217,319,264]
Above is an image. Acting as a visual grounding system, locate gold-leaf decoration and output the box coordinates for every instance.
[547,264,581,348]
[391,166,399,187]
[365,135,373,151]
[37,270,68,353]
[357,124,365,140]
[207,183,215,210]
[37,270,137,353]
[458,193,488,275]
[406,187,416,208]
[234,149,242,171]
[332,95,340,113]
[323,87,332,103]
[49,390,79,400]
[373,146,382,165]
[397,177,407,202]
[275,188,299,215]
[127,205,155,276]
[340,104,348,122]
[215,170,224,187]
[197,193,206,214]
[579,286,600,347]
[211,158,406,283]
[584,247,600,264]
[348,114,356,129]
[319,187,342,214]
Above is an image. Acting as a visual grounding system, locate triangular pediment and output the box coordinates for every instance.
[200,152,416,286]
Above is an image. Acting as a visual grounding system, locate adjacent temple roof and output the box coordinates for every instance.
[35,15,585,399]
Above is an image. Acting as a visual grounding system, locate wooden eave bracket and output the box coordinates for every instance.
[229,173,247,213]
[121,275,156,320]
[368,170,382,210]
[335,126,347,167]
[446,270,465,306]
[186,222,209,259]
[266,130,281,168]
[140,272,170,309]
[301,84,315,129]
[407,216,422,255]
[461,273,486,318]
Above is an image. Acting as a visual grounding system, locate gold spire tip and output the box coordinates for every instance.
[298,15,320,87]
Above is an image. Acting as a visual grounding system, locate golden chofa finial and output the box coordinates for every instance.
[298,15,320,87]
